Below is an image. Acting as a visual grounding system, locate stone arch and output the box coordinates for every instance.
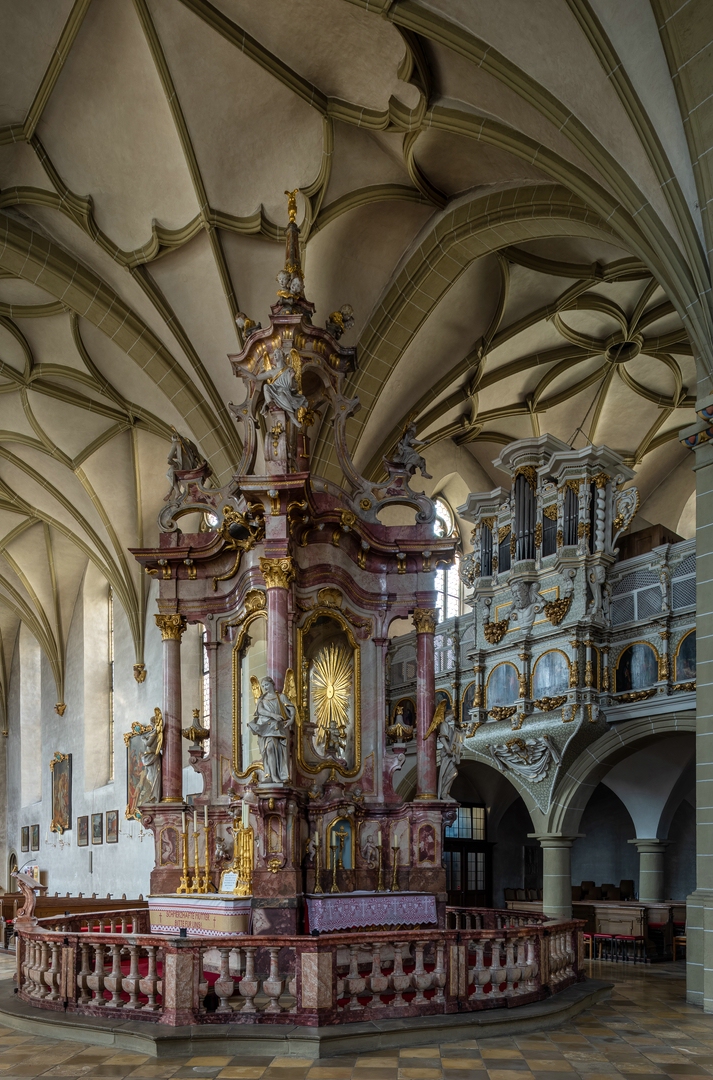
[540,714,696,836]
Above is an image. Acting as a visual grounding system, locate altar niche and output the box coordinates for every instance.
[296,608,360,778]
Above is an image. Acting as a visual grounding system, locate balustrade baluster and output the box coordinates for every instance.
[35,943,50,1000]
[196,947,209,1013]
[432,939,446,1003]
[45,942,62,1001]
[238,946,258,1013]
[505,938,520,995]
[122,945,141,1008]
[367,943,388,1008]
[215,947,235,1013]
[87,944,107,1006]
[346,944,365,1011]
[139,945,160,1011]
[389,942,410,1007]
[263,946,284,1013]
[26,941,39,996]
[411,940,432,1004]
[104,943,124,1007]
[489,938,506,997]
[470,939,488,1000]
[77,942,92,1004]
[287,947,297,1013]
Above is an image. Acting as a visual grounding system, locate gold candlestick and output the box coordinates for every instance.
[201,825,213,892]
[191,830,201,892]
[391,842,399,892]
[235,823,254,896]
[330,840,339,893]
[313,831,323,894]
[176,827,191,894]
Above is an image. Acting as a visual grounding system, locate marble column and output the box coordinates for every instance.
[205,638,219,801]
[628,838,669,902]
[154,613,187,804]
[413,608,438,800]
[259,556,294,692]
[533,834,578,919]
[681,406,713,1008]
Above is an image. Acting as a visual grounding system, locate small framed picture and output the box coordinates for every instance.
[91,813,103,845]
[31,824,39,851]
[77,816,88,847]
[106,810,118,844]
[20,826,29,852]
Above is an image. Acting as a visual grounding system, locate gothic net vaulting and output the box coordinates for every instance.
[1,0,713,1030]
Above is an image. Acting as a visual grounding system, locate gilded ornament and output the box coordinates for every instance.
[488,705,517,722]
[483,618,509,644]
[312,644,352,753]
[556,530,563,547]
[518,674,528,697]
[412,608,437,634]
[543,596,571,626]
[260,556,295,590]
[55,703,66,716]
[534,522,543,547]
[155,613,187,641]
[213,504,265,590]
[577,521,590,539]
[498,524,511,544]
[674,681,696,692]
[602,665,610,691]
[658,655,670,680]
[585,660,594,687]
[617,688,657,703]
[569,660,580,687]
[509,533,516,557]
[543,504,557,520]
[593,473,610,489]
[565,479,581,494]
[532,695,567,712]
[514,466,538,489]
[482,517,496,530]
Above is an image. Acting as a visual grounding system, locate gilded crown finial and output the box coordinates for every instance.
[284,189,298,224]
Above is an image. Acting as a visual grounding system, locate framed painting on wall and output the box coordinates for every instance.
[49,752,71,834]
[106,810,118,843]
[91,813,103,845]
[20,826,29,852]
[77,816,88,847]
[30,824,39,851]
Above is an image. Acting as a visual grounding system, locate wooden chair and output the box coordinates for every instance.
[673,934,686,960]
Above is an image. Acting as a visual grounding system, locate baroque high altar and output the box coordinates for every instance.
[131,193,457,933]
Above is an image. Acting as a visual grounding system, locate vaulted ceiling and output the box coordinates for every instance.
[0,0,711,720]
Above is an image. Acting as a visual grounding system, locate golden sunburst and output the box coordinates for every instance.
[311,644,352,751]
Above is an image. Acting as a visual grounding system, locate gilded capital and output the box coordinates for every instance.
[260,556,295,590]
[155,613,187,641]
[412,607,438,634]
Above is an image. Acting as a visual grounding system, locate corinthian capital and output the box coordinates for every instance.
[155,613,187,641]
[412,607,438,634]
[260,556,295,590]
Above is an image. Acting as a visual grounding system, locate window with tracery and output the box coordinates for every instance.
[433,498,462,620]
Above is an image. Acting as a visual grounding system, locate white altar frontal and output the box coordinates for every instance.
[148,894,252,936]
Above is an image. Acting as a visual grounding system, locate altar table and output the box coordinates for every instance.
[306,891,438,934]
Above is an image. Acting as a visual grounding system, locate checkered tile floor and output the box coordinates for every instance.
[0,955,709,1079]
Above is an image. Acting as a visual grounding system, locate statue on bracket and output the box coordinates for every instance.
[135,708,163,806]
[249,675,298,784]
[256,347,309,427]
[386,421,432,479]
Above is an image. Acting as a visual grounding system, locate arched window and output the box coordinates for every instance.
[433,498,462,619]
[615,642,658,693]
[108,586,115,782]
[200,626,211,750]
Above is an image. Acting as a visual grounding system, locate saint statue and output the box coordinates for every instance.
[426,700,466,800]
[135,707,163,806]
[389,421,432,479]
[249,676,296,784]
[165,429,205,502]
[257,348,309,427]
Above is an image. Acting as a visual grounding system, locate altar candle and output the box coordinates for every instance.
[181,811,186,834]
[330,831,337,848]
[376,829,382,848]
[193,809,198,832]
[315,830,320,848]
[242,801,249,829]
[204,805,208,828]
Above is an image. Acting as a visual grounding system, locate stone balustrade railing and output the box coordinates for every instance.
[14,907,583,1026]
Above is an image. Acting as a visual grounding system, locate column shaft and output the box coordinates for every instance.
[155,614,186,804]
[533,835,577,919]
[629,839,668,903]
[260,557,294,693]
[414,608,437,800]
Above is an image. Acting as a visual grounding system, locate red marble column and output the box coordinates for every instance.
[155,613,187,803]
[413,608,438,800]
[260,557,294,692]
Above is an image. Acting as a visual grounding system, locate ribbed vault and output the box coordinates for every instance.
[0,0,710,724]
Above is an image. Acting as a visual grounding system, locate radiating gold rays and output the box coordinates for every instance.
[311,644,352,751]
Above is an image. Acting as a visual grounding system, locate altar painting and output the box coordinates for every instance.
[49,752,71,834]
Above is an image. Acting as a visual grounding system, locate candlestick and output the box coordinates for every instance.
[201,823,212,892]
[176,822,191,894]
[330,835,340,894]
[313,828,323,894]
[390,841,399,892]
[204,804,208,828]
[191,827,201,892]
